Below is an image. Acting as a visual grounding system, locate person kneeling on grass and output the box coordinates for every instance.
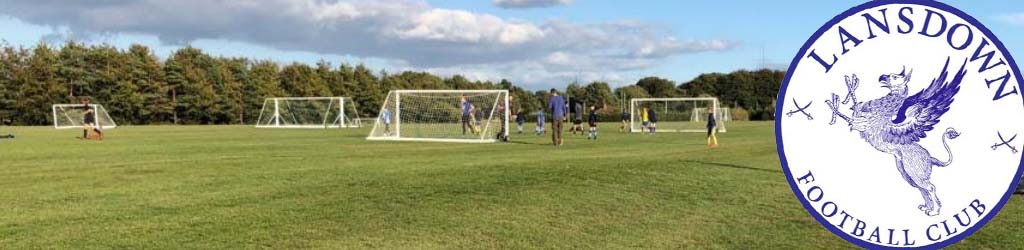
[78,98,104,140]
[706,107,719,148]
[587,106,598,140]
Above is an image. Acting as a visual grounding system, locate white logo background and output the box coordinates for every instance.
[778,2,1023,248]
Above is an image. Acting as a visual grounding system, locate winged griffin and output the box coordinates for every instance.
[825,57,967,216]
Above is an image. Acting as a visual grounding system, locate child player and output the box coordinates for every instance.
[516,110,526,134]
[620,109,630,133]
[569,102,580,135]
[587,105,598,140]
[535,109,546,136]
[78,98,104,140]
[641,107,650,135]
[706,107,719,148]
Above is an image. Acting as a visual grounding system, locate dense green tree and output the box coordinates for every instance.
[212,58,248,124]
[246,60,283,124]
[280,62,330,98]
[165,47,218,124]
[0,46,28,124]
[0,41,787,124]
[57,41,89,99]
[565,82,586,102]
[635,76,678,98]
[18,43,65,125]
[125,44,171,124]
[583,81,616,111]
[352,64,381,116]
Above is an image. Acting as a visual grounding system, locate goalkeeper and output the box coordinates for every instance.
[78,98,104,140]
[380,107,392,136]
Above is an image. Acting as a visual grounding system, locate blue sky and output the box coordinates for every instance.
[0,0,1021,90]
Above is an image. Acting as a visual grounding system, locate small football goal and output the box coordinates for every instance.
[255,97,361,128]
[629,97,727,133]
[52,104,117,129]
[367,90,509,143]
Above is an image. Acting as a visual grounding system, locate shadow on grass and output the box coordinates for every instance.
[682,160,782,174]
[504,140,550,146]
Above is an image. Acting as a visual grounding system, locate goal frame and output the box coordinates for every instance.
[52,104,118,129]
[254,97,361,129]
[366,89,510,143]
[629,97,727,133]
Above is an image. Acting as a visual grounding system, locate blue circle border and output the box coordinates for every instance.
[774,0,1024,249]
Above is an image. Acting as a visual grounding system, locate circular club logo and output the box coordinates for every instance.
[777,1,1024,249]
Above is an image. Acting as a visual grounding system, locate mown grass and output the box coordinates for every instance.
[0,122,1019,249]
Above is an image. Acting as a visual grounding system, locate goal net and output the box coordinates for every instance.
[52,104,117,129]
[367,90,509,143]
[630,97,727,133]
[255,97,361,128]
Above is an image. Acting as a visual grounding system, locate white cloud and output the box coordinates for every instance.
[493,0,573,9]
[0,0,734,88]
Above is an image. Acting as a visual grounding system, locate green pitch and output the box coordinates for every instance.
[0,122,1020,249]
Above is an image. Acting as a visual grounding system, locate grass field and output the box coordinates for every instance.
[0,122,1020,249]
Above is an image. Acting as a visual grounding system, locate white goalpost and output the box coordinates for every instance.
[630,97,727,133]
[52,104,117,129]
[367,90,509,143]
[255,97,361,129]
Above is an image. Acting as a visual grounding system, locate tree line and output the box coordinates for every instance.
[0,42,783,126]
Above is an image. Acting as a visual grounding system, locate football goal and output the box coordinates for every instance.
[630,97,727,133]
[255,97,361,128]
[52,104,118,129]
[367,90,509,143]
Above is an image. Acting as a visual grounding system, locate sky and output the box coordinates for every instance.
[0,0,1021,90]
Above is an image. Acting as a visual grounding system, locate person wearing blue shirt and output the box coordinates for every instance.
[535,109,545,135]
[587,106,599,140]
[381,107,392,136]
[707,107,719,148]
[548,88,566,146]
[460,96,474,135]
